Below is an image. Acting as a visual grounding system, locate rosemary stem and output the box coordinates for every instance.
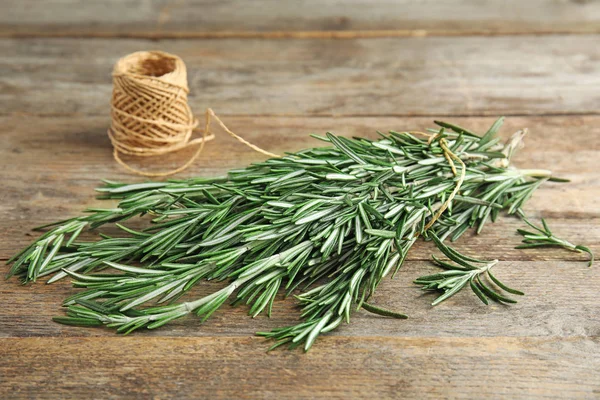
[518,169,553,178]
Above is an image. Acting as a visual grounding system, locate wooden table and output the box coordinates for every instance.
[1,2,599,398]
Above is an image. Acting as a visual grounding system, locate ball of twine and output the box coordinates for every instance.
[108,50,278,177]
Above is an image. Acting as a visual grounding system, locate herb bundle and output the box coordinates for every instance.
[7,118,592,351]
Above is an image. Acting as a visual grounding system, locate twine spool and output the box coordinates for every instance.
[108,50,278,177]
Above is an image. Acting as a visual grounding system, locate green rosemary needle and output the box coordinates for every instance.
[6,117,593,351]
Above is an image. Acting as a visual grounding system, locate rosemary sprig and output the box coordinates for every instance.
[516,211,594,267]
[6,117,591,351]
[415,233,523,306]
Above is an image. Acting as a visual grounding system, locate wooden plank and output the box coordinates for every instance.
[1,0,600,37]
[2,260,598,339]
[1,36,600,117]
[2,114,599,256]
[2,114,599,214]
[1,336,599,399]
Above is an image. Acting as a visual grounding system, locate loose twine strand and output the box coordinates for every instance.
[109,50,279,177]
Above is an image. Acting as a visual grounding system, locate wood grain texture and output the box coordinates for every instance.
[1,4,600,396]
[2,115,599,253]
[1,36,600,117]
[1,336,599,399]
[1,114,598,367]
[2,261,598,339]
[1,0,600,37]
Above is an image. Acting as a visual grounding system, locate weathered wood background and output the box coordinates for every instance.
[1,1,599,399]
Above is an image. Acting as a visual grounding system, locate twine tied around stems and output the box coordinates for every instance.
[408,131,466,233]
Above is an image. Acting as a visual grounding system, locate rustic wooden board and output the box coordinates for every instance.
[1,4,599,396]
[2,260,598,339]
[1,113,599,398]
[1,0,600,37]
[1,336,599,399]
[1,36,600,117]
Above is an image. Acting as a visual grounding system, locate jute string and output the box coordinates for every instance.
[109,50,279,177]
[408,131,466,233]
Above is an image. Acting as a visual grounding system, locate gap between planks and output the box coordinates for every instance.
[2,29,600,40]
[5,111,600,119]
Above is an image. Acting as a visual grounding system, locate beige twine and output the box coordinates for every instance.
[109,50,279,177]
[408,131,466,233]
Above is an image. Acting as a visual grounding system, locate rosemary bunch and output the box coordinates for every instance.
[6,118,591,351]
